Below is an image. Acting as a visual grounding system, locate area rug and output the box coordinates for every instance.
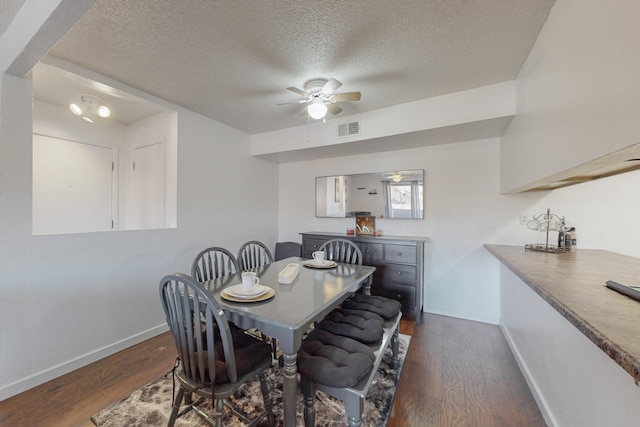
[91,334,409,427]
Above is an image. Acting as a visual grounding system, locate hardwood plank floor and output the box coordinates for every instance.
[388,314,546,427]
[0,314,545,427]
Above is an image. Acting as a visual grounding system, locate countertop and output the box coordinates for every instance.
[484,244,640,384]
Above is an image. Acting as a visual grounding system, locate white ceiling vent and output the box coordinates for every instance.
[338,121,360,138]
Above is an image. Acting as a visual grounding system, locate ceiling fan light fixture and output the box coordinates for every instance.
[392,172,402,182]
[307,98,328,120]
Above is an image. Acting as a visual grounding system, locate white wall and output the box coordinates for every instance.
[278,137,528,324]
[0,74,279,399]
[501,0,640,192]
[278,133,640,327]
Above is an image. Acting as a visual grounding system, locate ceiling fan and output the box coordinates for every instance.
[386,172,404,182]
[278,77,361,120]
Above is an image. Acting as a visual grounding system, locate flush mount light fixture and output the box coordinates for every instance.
[69,94,111,123]
[307,97,328,120]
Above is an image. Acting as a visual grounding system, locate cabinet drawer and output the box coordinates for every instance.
[384,244,417,264]
[303,238,327,258]
[372,281,416,315]
[358,242,383,262]
[377,264,416,285]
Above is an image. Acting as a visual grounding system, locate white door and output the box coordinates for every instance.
[33,134,114,235]
[132,141,165,229]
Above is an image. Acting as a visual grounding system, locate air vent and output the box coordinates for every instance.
[338,121,360,137]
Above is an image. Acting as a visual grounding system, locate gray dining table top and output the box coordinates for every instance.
[202,257,375,348]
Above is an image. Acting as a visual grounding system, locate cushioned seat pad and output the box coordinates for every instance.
[341,294,402,320]
[297,329,375,388]
[316,308,384,344]
[194,328,272,385]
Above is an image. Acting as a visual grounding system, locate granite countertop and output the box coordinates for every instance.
[485,244,640,384]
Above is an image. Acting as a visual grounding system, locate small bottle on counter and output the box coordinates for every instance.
[569,227,576,250]
[558,229,565,248]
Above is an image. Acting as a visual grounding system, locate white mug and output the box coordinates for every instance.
[312,250,326,263]
[241,272,259,292]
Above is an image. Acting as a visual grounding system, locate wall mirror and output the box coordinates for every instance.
[316,170,424,219]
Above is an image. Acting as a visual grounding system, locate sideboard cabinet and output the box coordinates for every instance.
[300,232,427,323]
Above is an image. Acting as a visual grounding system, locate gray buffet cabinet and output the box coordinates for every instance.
[301,232,426,323]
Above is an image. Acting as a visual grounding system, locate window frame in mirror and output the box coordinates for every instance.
[315,170,424,219]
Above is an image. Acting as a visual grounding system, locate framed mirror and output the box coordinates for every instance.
[316,170,424,219]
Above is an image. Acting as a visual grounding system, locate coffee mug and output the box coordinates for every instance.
[312,250,326,263]
[241,271,259,292]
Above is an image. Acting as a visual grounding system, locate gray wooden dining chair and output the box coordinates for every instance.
[237,240,273,271]
[319,238,363,265]
[159,273,275,427]
[274,241,302,261]
[191,247,239,282]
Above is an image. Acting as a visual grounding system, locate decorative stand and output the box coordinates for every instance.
[524,208,570,253]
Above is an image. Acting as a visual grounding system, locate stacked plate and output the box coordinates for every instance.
[221,284,274,302]
[303,259,337,269]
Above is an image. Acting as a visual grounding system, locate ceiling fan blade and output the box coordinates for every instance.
[322,78,342,94]
[277,98,311,105]
[286,86,307,96]
[327,103,342,115]
[330,91,361,103]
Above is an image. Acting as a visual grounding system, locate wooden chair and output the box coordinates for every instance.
[159,273,275,427]
[319,238,363,265]
[191,247,239,282]
[237,241,273,271]
[274,241,302,261]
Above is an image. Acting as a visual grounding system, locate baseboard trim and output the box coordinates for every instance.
[424,304,499,325]
[0,324,169,401]
[499,323,558,427]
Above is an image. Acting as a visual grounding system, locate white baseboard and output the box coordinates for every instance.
[424,304,500,325]
[0,323,169,401]
[499,323,557,427]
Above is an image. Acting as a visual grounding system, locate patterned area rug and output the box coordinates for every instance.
[91,334,409,427]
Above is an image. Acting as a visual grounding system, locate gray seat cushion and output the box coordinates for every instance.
[341,293,402,320]
[316,308,384,344]
[297,328,375,388]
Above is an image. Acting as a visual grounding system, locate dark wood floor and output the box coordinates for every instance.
[0,313,545,427]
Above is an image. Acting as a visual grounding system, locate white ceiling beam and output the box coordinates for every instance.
[0,0,95,77]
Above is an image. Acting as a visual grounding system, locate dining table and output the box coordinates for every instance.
[202,256,376,427]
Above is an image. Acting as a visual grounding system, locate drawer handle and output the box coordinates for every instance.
[397,252,402,256]
[396,272,402,276]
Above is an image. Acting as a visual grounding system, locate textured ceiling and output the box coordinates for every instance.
[32,0,555,134]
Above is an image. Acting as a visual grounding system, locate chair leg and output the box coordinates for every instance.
[168,386,184,427]
[258,371,275,427]
[344,396,365,427]
[300,376,317,427]
[214,398,224,427]
[391,326,400,369]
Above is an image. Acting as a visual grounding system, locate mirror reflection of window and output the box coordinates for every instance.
[316,170,424,219]
[383,181,423,219]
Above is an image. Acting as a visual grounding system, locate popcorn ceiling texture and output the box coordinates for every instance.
[27,0,555,134]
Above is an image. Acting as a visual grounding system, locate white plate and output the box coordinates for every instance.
[303,260,337,269]
[224,284,270,299]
